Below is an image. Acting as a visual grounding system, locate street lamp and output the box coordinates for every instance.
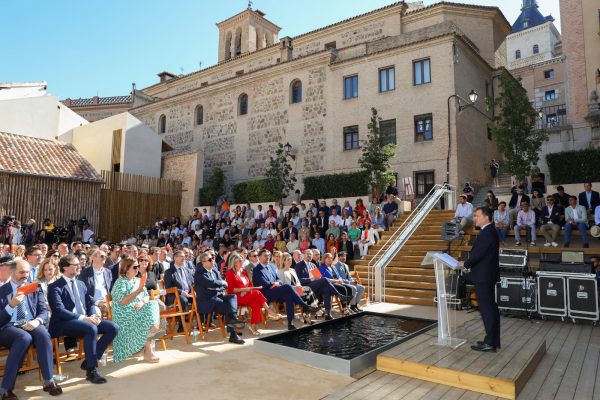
[446,89,491,187]
[283,142,295,160]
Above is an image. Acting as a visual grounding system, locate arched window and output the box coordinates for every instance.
[235,27,242,57]
[290,80,302,104]
[158,114,166,134]
[515,50,521,59]
[238,93,248,116]
[225,31,232,60]
[195,105,204,125]
[533,44,539,54]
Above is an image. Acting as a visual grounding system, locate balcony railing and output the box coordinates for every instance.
[534,104,568,130]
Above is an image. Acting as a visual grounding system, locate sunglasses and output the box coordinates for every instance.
[138,259,149,263]
[52,254,60,258]
[131,265,140,270]
[98,254,107,259]
[205,257,214,262]
[68,263,80,267]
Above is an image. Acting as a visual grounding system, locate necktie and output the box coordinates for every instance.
[15,297,27,325]
[71,280,85,315]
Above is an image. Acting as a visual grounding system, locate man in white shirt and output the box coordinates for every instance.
[515,201,536,246]
[82,224,95,244]
[286,232,299,253]
[328,209,342,227]
[454,195,473,233]
[78,250,111,316]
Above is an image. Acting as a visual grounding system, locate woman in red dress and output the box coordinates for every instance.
[225,252,282,335]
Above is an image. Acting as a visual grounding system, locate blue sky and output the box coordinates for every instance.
[0,0,560,99]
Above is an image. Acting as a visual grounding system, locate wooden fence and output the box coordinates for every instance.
[98,171,182,242]
[0,173,101,235]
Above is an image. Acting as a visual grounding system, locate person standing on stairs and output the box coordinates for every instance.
[489,159,500,188]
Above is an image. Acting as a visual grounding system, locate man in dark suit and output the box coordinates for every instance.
[460,207,500,352]
[48,255,118,384]
[293,249,350,320]
[194,252,245,344]
[316,210,328,237]
[78,250,112,316]
[508,185,530,226]
[578,182,600,216]
[283,221,298,241]
[539,196,563,247]
[253,249,318,330]
[164,251,194,331]
[0,259,62,398]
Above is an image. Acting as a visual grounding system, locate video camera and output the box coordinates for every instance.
[1,215,15,228]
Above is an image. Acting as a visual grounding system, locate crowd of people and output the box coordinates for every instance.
[0,192,409,399]
[453,182,600,248]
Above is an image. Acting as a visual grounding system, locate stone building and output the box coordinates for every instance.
[129,2,511,208]
[504,0,569,176]
[558,0,600,153]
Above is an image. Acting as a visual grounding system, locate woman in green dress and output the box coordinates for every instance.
[111,256,162,363]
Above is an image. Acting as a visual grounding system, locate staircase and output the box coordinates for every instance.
[471,172,512,207]
[351,210,467,306]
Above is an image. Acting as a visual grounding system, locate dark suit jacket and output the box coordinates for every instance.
[48,277,95,337]
[109,262,120,291]
[509,193,531,209]
[78,266,112,303]
[284,227,298,241]
[464,224,500,285]
[164,265,194,305]
[540,206,562,224]
[252,263,280,291]
[293,260,316,285]
[193,267,227,314]
[0,283,48,330]
[578,190,600,211]
[337,239,354,260]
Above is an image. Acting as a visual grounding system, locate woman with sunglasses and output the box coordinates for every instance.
[111,257,163,363]
[37,256,61,307]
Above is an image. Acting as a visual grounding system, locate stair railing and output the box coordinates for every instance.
[366,184,456,302]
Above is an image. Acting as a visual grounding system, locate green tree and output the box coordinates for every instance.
[198,167,225,206]
[358,107,396,200]
[489,71,547,179]
[265,143,297,201]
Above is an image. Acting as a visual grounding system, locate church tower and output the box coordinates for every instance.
[217,6,281,62]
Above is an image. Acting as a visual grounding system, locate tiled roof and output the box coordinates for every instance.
[67,95,132,107]
[512,0,554,33]
[0,132,103,183]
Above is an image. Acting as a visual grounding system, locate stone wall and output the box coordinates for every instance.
[301,67,327,173]
[202,92,237,184]
[162,150,203,216]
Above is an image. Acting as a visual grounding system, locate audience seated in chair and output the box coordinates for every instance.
[540,196,563,248]
[48,255,118,384]
[563,196,590,248]
[0,259,63,399]
[515,201,537,246]
[454,195,473,234]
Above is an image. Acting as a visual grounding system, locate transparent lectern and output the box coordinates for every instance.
[422,252,466,348]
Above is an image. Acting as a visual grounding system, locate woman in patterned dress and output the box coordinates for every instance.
[111,257,162,363]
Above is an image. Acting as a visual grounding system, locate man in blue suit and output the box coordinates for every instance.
[460,207,500,352]
[578,182,600,217]
[0,258,63,399]
[48,255,118,384]
[194,252,245,344]
[253,249,318,330]
[293,249,351,320]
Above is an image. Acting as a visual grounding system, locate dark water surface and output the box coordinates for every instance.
[262,313,436,360]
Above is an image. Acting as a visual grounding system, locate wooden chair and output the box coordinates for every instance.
[188,285,226,339]
[51,337,85,376]
[351,271,368,302]
[103,295,113,320]
[158,287,192,346]
[149,290,168,351]
[0,345,41,380]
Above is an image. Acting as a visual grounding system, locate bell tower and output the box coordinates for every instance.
[217,7,281,62]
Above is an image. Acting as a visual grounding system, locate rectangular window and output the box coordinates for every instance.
[379,66,395,92]
[487,127,493,141]
[380,119,397,145]
[546,114,558,127]
[324,41,337,50]
[414,114,433,142]
[545,90,556,101]
[415,171,435,197]
[544,69,555,79]
[413,58,431,85]
[344,75,358,99]
[343,125,359,150]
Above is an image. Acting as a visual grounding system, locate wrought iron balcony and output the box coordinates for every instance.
[534,104,568,130]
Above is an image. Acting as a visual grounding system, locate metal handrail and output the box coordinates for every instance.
[366,184,455,302]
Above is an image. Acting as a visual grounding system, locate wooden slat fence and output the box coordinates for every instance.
[0,173,101,235]
[98,171,182,242]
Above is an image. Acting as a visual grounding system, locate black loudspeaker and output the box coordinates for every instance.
[441,221,461,241]
[538,262,591,274]
[567,276,599,321]
[537,275,567,317]
[496,277,537,312]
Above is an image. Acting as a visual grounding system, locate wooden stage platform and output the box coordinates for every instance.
[324,316,600,400]
[377,317,545,399]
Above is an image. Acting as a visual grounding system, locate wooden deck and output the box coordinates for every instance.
[323,317,600,400]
